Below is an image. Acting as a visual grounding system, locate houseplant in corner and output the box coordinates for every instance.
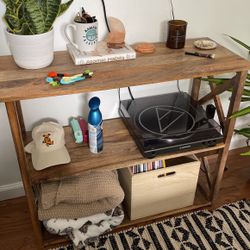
[3,0,73,69]
[202,36,250,155]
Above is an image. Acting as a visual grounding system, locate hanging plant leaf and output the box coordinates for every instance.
[244,80,250,86]
[240,150,250,156]
[201,77,229,85]
[234,128,250,138]
[231,106,250,118]
[222,87,250,97]
[241,88,250,96]
[227,35,250,52]
[241,96,250,102]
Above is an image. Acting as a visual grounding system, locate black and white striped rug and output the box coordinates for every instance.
[52,200,250,250]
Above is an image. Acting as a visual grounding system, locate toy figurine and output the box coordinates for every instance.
[46,69,93,87]
[70,118,83,144]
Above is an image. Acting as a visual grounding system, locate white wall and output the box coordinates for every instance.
[0,0,250,200]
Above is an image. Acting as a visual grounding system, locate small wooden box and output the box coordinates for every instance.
[118,155,200,220]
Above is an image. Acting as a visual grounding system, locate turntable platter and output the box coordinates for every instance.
[137,105,195,138]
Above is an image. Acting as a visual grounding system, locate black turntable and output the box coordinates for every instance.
[119,92,224,158]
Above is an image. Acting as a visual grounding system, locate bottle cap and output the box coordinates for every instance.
[89,97,100,109]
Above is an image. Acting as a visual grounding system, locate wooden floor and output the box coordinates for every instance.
[0,147,249,250]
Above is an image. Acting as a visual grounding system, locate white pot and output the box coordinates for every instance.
[5,29,54,69]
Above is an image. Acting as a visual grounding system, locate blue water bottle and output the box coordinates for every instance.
[88,96,103,153]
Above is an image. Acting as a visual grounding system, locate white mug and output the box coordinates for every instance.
[64,21,98,52]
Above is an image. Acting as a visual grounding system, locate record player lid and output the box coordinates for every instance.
[121,92,221,140]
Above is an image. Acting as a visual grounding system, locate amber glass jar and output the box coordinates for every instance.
[166,20,187,49]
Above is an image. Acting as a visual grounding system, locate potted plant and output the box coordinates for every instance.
[3,0,73,69]
[202,36,250,155]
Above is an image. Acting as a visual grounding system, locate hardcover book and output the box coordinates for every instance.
[67,41,136,65]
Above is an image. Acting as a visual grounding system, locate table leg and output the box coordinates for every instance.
[15,101,26,138]
[211,71,247,201]
[209,82,225,130]
[191,77,201,101]
[5,101,43,249]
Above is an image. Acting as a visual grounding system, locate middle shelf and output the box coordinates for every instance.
[24,118,225,184]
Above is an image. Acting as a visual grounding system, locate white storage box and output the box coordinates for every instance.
[118,155,200,220]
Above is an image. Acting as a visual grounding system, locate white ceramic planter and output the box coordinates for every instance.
[5,29,54,69]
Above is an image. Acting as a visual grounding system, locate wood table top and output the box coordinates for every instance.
[0,38,250,102]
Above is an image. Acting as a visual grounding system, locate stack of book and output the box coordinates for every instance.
[131,160,167,174]
[67,41,136,65]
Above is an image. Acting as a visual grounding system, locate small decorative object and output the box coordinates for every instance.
[88,97,103,154]
[166,20,188,49]
[106,17,126,49]
[3,0,73,69]
[65,7,98,53]
[194,39,217,50]
[78,117,88,143]
[185,51,215,59]
[46,70,93,87]
[134,43,156,54]
[24,122,71,170]
[74,7,97,23]
[70,118,83,144]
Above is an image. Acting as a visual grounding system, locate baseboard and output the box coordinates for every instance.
[0,182,24,201]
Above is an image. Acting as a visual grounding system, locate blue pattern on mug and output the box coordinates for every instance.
[83,26,97,45]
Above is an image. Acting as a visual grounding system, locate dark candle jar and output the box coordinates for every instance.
[166,20,187,49]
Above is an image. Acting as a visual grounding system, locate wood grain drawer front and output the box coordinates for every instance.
[119,156,200,220]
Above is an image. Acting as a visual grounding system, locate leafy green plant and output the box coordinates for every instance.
[202,35,250,155]
[3,0,73,35]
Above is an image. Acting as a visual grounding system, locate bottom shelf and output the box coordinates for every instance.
[42,171,212,249]
[41,153,216,249]
[43,200,212,249]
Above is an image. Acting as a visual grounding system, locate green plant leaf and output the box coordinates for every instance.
[58,0,73,17]
[244,80,250,86]
[231,106,250,118]
[242,88,250,96]
[227,35,250,51]
[24,0,46,34]
[234,128,250,138]
[240,150,250,156]
[202,77,250,87]
[201,77,229,85]
[3,15,16,32]
[44,0,61,32]
[3,0,27,34]
[3,0,72,34]
[241,97,250,102]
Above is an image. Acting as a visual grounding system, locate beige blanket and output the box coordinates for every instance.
[38,170,124,220]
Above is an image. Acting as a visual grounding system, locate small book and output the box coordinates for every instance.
[67,41,136,65]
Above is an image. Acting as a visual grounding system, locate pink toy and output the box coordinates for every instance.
[79,117,88,143]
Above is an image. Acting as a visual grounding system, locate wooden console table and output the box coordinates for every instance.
[0,38,249,249]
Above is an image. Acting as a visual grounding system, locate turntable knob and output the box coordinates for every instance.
[206,104,216,119]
